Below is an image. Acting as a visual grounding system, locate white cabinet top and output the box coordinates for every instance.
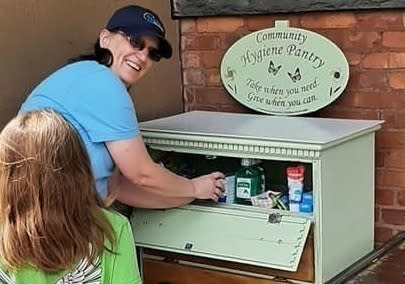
[140,111,383,146]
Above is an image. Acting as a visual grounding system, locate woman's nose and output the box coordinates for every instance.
[138,48,149,62]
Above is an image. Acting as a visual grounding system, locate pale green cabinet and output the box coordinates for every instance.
[131,110,382,283]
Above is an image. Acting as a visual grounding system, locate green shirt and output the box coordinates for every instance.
[0,210,141,284]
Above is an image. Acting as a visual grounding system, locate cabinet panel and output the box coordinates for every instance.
[133,205,311,271]
[142,230,314,282]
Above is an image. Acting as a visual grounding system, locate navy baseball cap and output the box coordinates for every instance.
[106,5,172,59]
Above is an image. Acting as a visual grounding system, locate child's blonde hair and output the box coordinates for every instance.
[0,109,115,273]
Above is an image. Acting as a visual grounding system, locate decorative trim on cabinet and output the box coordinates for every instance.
[143,137,321,159]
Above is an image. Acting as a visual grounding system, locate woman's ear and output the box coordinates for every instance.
[99,29,111,48]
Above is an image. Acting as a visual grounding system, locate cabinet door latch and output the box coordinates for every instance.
[268,213,282,224]
[184,242,193,250]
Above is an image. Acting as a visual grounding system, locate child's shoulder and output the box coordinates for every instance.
[102,209,130,226]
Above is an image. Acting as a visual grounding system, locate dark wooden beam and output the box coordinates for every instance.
[171,0,405,18]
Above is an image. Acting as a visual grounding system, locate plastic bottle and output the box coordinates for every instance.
[234,158,263,205]
[286,165,305,203]
[218,173,236,205]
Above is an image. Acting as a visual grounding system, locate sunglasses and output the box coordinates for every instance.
[117,31,162,62]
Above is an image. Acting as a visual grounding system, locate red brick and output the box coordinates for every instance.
[382,208,405,225]
[394,111,405,129]
[320,30,381,52]
[182,52,200,69]
[338,92,405,109]
[376,168,405,187]
[316,30,348,51]
[383,31,405,48]
[345,70,359,91]
[183,87,196,105]
[352,71,389,91]
[376,130,405,149]
[180,19,196,34]
[385,150,405,169]
[182,34,222,51]
[246,15,274,31]
[183,69,205,86]
[246,14,300,31]
[194,87,235,105]
[376,110,395,129]
[375,151,385,168]
[389,72,405,89]
[376,188,394,205]
[337,92,385,108]
[184,86,232,106]
[346,52,363,66]
[357,12,405,31]
[200,51,224,69]
[188,103,251,114]
[197,17,245,33]
[301,12,357,29]
[362,53,390,69]
[375,226,394,243]
[205,69,222,87]
[221,30,248,49]
[320,107,378,120]
[376,106,405,129]
[347,31,381,52]
[398,190,405,206]
[389,53,405,68]
[375,207,381,222]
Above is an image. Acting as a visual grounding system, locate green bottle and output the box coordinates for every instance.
[252,159,266,193]
[234,158,263,205]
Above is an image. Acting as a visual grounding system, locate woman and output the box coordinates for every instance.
[0,110,140,283]
[19,5,224,208]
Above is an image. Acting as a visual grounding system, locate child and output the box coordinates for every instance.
[0,110,141,283]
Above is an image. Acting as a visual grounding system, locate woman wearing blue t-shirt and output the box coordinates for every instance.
[20,5,224,209]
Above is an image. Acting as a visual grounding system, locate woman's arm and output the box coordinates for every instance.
[113,172,193,208]
[106,136,224,207]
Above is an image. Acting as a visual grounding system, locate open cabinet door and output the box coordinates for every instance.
[132,205,311,272]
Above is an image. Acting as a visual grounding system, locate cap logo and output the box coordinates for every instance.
[143,12,164,33]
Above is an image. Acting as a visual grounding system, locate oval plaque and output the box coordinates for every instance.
[220,21,349,115]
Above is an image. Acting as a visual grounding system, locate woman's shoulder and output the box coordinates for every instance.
[60,61,127,92]
[65,61,114,77]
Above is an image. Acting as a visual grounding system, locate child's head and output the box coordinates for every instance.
[0,109,114,273]
[0,109,97,214]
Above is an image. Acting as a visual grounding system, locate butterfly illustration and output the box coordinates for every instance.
[268,60,282,76]
[288,68,302,83]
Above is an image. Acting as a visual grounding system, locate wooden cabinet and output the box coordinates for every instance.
[143,258,283,284]
[131,111,382,283]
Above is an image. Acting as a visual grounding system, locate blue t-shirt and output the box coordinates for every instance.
[20,61,140,199]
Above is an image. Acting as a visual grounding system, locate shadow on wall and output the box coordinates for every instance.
[0,0,181,129]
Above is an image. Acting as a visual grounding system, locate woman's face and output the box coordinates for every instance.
[99,29,159,85]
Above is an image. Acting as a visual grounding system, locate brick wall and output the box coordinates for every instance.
[180,10,405,243]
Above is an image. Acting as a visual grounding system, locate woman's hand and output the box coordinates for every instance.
[191,171,225,202]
